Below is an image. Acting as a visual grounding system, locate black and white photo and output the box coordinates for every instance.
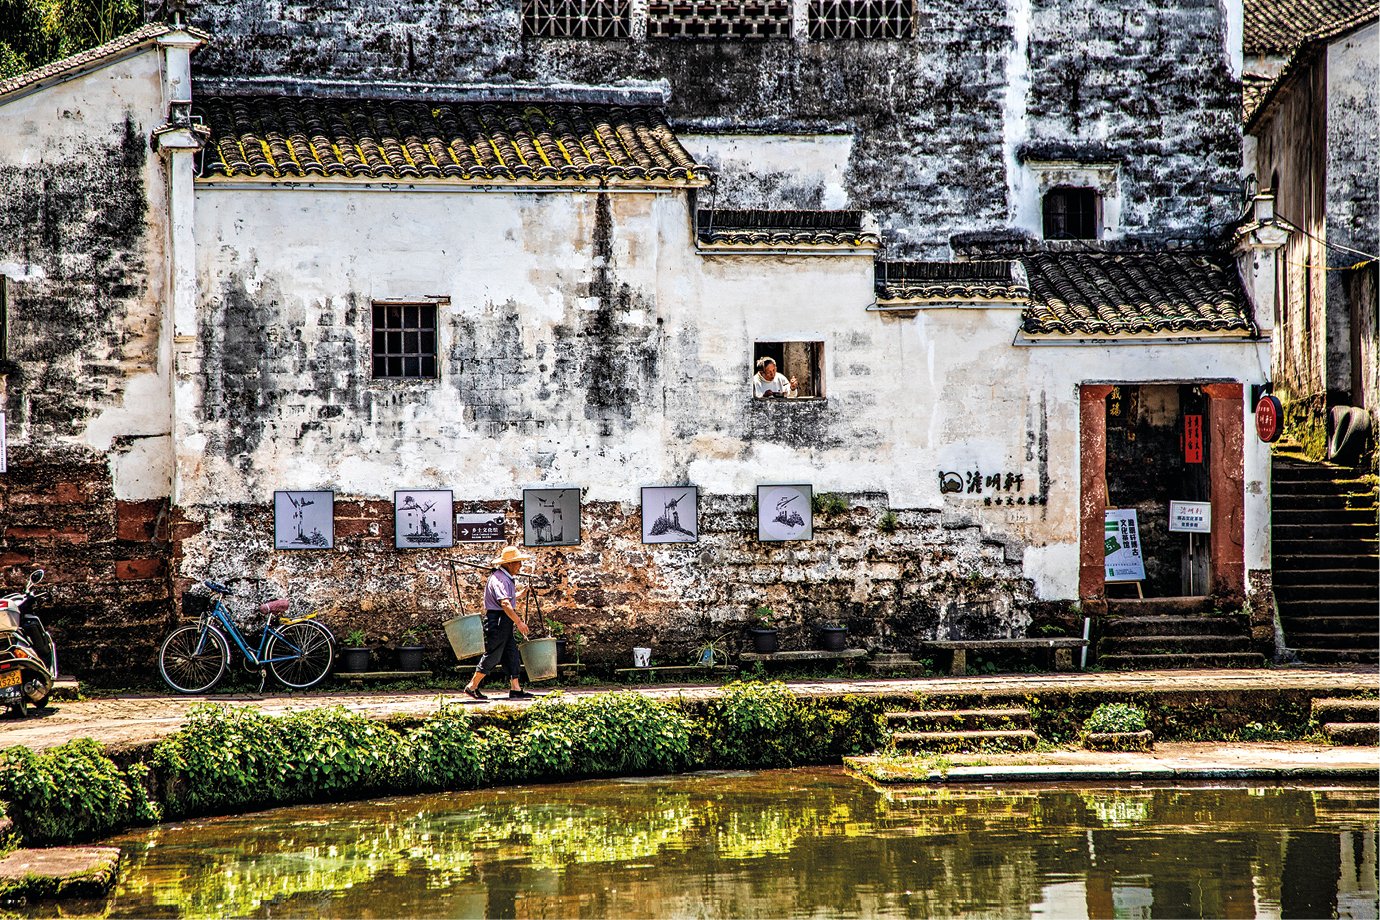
[757,484,813,542]
[274,490,334,550]
[641,486,698,543]
[395,490,454,549]
[523,488,581,547]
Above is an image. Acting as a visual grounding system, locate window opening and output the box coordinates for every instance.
[523,0,631,39]
[372,303,438,379]
[808,0,914,39]
[648,0,792,39]
[1042,187,1100,240]
[753,341,824,399]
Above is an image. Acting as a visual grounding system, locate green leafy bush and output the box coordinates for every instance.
[0,739,148,844]
[702,682,884,768]
[405,703,486,791]
[1082,703,1148,735]
[512,692,695,781]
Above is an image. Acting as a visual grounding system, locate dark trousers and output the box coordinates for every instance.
[475,609,521,678]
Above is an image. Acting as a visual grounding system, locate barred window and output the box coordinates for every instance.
[523,0,631,38]
[809,0,914,39]
[1043,187,1100,240]
[372,303,438,379]
[648,0,792,39]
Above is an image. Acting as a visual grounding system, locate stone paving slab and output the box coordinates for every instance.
[0,846,121,901]
[0,666,1374,753]
[847,740,1380,784]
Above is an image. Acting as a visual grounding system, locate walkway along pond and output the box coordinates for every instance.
[63,770,1380,918]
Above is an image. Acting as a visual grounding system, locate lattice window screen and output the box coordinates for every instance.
[808,0,914,38]
[523,0,632,38]
[648,1,792,39]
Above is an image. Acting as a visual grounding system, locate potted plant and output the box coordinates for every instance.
[340,628,371,673]
[748,606,781,654]
[545,617,568,662]
[1081,702,1153,752]
[395,627,425,672]
[816,621,848,652]
[695,633,730,667]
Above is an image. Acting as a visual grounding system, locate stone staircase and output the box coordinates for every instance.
[1272,458,1379,664]
[1096,597,1265,669]
[1312,697,1380,746]
[887,706,1037,753]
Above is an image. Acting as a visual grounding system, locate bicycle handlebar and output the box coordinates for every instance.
[204,581,233,596]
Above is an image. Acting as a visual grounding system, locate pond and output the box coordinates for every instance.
[73,769,1379,918]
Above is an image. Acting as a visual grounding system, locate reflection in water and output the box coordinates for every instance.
[69,771,1378,919]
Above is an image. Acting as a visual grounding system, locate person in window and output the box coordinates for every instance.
[753,357,797,399]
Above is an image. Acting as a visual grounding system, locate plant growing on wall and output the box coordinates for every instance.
[878,509,898,534]
[1082,703,1148,735]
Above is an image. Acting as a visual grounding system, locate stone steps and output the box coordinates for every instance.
[1100,635,1254,655]
[1105,596,1215,616]
[1297,648,1380,665]
[1279,614,1380,633]
[888,707,1038,753]
[1312,695,1380,747]
[866,653,932,675]
[1275,583,1379,601]
[1102,615,1245,637]
[1286,632,1379,650]
[1097,651,1266,670]
[1273,567,1379,587]
[1271,507,1377,525]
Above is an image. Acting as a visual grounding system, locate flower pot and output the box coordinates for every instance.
[817,626,848,652]
[339,647,371,673]
[395,645,425,672]
[632,646,652,667]
[748,628,779,654]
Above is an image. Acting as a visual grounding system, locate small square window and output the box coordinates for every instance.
[753,341,825,399]
[372,302,439,379]
[1043,187,1100,240]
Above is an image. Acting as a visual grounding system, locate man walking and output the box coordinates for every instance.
[464,545,536,701]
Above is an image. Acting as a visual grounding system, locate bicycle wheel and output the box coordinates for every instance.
[159,625,229,694]
[266,621,335,689]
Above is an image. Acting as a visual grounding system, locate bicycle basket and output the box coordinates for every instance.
[182,592,214,617]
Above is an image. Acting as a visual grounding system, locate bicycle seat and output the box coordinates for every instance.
[205,581,233,595]
[260,598,290,615]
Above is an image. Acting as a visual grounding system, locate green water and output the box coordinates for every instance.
[79,770,1377,918]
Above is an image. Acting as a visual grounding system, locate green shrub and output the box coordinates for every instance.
[0,739,147,844]
[272,707,403,800]
[405,703,486,791]
[512,692,695,780]
[1082,703,1148,735]
[703,682,885,768]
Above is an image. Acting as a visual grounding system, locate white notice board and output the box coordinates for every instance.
[1104,509,1146,582]
[1168,501,1211,533]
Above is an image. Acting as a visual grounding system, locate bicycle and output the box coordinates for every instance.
[158,580,336,693]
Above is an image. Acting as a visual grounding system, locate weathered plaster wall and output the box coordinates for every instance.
[183,0,1241,256]
[0,49,176,672]
[179,182,1271,661]
[1325,21,1379,412]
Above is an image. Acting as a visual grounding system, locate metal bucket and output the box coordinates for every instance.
[444,614,486,660]
[519,637,559,682]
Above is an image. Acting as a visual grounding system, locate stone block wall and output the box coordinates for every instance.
[174,491,1040,669]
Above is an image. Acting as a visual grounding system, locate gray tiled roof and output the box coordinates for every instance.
[695,209,879,248]
[198,95,707,186]
[1021,252,1254,337]
[875,260,1027,302]
[1242,73,1275,122]
[1244,0,1378,54]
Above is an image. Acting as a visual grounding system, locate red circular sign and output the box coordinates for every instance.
[1255,395,1283,442]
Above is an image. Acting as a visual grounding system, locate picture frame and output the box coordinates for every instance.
[757,484,813,542]
[523,488,581,547]
[394,490,454,549]
[641,486,699,544]
[274,490,334,550]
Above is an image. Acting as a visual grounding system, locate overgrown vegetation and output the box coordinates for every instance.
[0,0,141,79]
[1082,703,1148,735]
[0,683,886,846]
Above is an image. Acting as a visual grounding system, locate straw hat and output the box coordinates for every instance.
[491,545,533,566]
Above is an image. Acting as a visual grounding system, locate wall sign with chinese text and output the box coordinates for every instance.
[1104,509,1146,582]
[1255,395,1282,443]
[1183,414,1204,464]
[455,513,505,543]
[938,469,1047,505]
[1168,500,1211,533]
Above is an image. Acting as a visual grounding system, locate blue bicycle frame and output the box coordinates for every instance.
[198,593,307,667]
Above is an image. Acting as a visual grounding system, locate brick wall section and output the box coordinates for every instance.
[175,492,1047,667]
[0,449,173,677]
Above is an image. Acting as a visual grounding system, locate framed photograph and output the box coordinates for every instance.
[274,490,334,550]
[395,490,454,549]
[757,484,813,542]
[523,488,581,547]
[642,486,699,544]
[455,512,506,543]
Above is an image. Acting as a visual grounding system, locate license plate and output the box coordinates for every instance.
[0,669,21,689]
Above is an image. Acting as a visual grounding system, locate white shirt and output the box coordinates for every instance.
[754,373,791,398]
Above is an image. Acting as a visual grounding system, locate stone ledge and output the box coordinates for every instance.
[1083,730,1154,752]
[0,846,121,902]
[739,649,867,662]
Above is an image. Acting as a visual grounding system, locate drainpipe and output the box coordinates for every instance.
[151,24,207,506]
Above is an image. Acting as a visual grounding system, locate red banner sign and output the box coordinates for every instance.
[1184,414,1203,464]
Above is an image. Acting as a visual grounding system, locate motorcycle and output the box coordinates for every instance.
[0,569,57,717]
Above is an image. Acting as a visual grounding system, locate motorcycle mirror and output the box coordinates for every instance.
[28,569,44,586]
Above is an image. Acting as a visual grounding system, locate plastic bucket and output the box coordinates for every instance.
[520,638,559,682]
[444,614,486,660]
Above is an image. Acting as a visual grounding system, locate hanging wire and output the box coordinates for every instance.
[1269,214,1380,262]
